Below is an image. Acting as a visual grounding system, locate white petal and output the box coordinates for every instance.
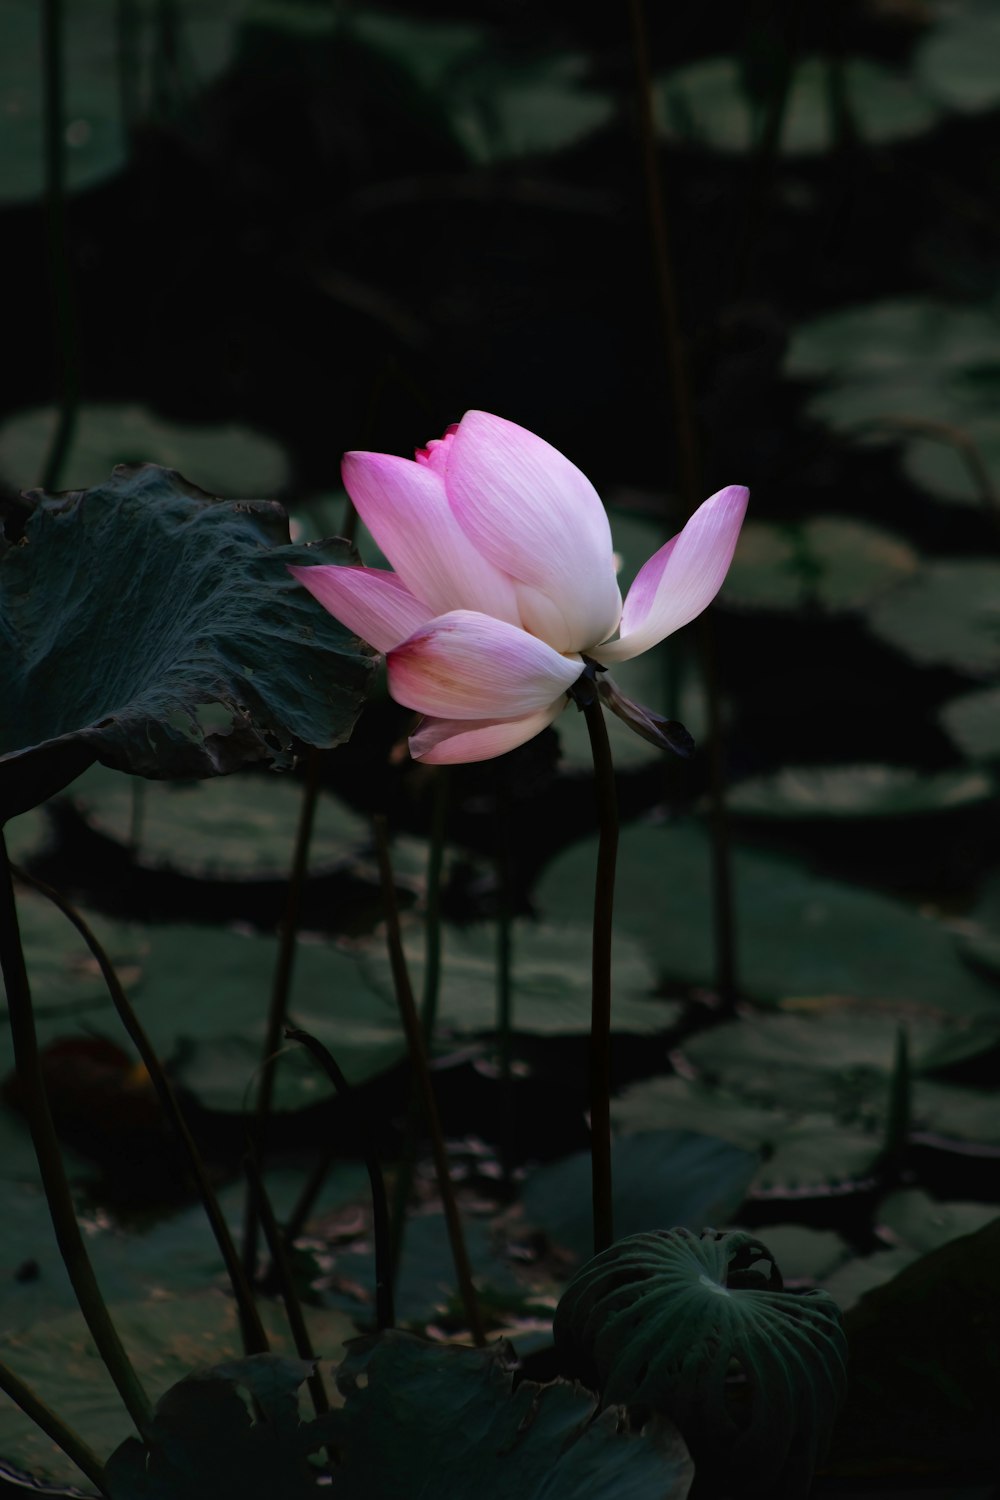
[443,411,622,653]
[342,450,521,625]
[409,702,566,764]
[287,564,434,652]
[387,610,582,719]
[592,485,749,663]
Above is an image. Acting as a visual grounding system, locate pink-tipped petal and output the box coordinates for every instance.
[387,610,582,720]
[287,564,435,653]
[409,701,565,764]
[592,485,749,664]
[342,451,521,626]
[444,411,622,653]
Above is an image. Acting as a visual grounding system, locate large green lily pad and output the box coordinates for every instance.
[520,1131,757,1263]
[0,1294,356,1489]
[867,560,1000,675]
[534,819,1000,1017]
[654,54,940,155]
[324,1331,694,1498]
[0,465,373,820]
[362,922,679,1038]
[719,517,919,613]
[726,763,995,819]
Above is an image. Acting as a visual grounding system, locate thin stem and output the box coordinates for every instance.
[41,0,80,492]
[0,1359,109,1496]
[582,697,619,1255]
[285,1027,394,1332]
[14,864,269,1357]
[389,766,449,1279]
[244,749,322,1279]
[372,815,485,1345]
[243,1154,329,1414]
[0,833,151,1435]
[494,778,514,1189]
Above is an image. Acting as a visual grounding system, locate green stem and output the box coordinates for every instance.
[285,1027,394,1333]
[495,779,514,1189]
[582,697,618,1255]
[14,864,269,1357]
[244,749,322,1279]
[41,0,79,492]
[0,833,151,1435]
[372,815,485,1345]
[243,1154,328,1414]
[389,766,449,1280]
[0,1359,109,1496]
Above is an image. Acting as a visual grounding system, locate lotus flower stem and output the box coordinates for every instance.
[373,814,486,1345]
[243,1152,329,1413]
[285,1026,395,1332]
[581,696,619,1255]
[0,1358,109,1496]
[389,765,449,1278]
[0,831,152,1435]
[14,863,269,1358]
[244,746,322,1279]
[495,778,515,1187]
[40,0,79,492]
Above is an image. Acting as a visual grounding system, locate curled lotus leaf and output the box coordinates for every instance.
[553,1228,847,1498]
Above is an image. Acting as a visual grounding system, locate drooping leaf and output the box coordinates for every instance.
[0,405,289,496]
[654,55,940,156]
[554,1228,847,1498]
[534,819,1000,1018]
[719,517,919,613]
[0,1295,355,1489]
[867,560,1000,675]
[323,1331,694,1499]
[727,763,994,819]
[0,465,373,820]
[520,1132,757,1263]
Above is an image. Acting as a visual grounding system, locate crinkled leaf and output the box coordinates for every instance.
[554,1229,847,1498]
[324,1330,694,1499]
[0,465,373,820]
[520,1131,757,1263]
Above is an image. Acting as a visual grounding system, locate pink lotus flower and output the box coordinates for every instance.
[290,412,748,764]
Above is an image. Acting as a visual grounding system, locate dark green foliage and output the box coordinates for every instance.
[554,1229,847,1498]
[105,1354,336,1499]
[0,465,373,820]
[323,1331,694,1499]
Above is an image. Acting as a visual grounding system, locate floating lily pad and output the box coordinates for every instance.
[654,54,940,156]
[741,1225,850,1287]
[535,819,1000,1017]
[785,297,1000,504]
[938,684,1000,760]
[65,763,371,878]
[520,1131,757,1263]
[0,886,143,1025]
[0,0,245,206]
[867,560,1000,675]
[362,922,678,1038]
[679,1010,999,1118]
[0,1293,356,1489]
[0,405,289,496]
[325,1332,694,1499]
[916,0,1000,114]
[0,465,373,820]
[719,517,919,613]
[910,1079,1000,1147]
[727,763,995,819]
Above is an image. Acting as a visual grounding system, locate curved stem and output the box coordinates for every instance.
[0,832,151,1436]
[285,1027,394,1333]
[582,696,619,1255]
[372,815,485,1345]
[0,1359,109,1496]
[14,863,269,1357]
